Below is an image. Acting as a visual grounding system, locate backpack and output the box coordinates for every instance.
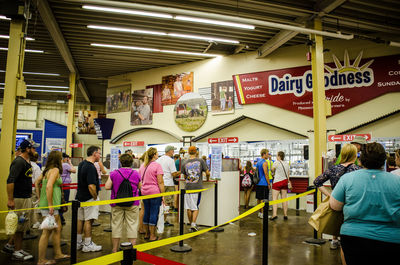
[115,170,135,207]
[253,167,260,185]
[241,172,253,188]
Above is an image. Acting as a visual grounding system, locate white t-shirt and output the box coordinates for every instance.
[157,155,177,186]
[391,168,400,176]
[272,160,290,183]
[31,161,42,190]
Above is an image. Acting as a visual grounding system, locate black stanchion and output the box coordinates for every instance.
[170,189,192,252]
[262,199,269,265]
[71,200,80,265]
[296,195,300,216]
[210,181,224,232]
[305,186,326,245]
[120,242,136,265]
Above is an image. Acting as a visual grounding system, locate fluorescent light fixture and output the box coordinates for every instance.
[0,35,35,41]
[27,89,69,93]
[389,41,400,48]
[0,47,44,53]
[88,25,166,36]
[0,70,59,76]
[91,42,221,57]
[82,5,172,19]
[88,24,239,44]
[91,43,160,52]
[175,15,255,30]
[0,15,11,20]
[27,84,69,89]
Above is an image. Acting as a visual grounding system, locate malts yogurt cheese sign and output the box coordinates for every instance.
[233,51,400,117]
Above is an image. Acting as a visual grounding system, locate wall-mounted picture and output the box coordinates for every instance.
[77,110,98,134]
[162,72,193,105]
[211,80,235,115]
[131,87,153,125]
[106,84,131,113]
[174,92,207,132]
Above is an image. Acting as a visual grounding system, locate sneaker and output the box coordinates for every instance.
[2,243,14,254]
[330,240,340,250]
[12,250,33,261]
[32,222,41,229]
[257,212,263,219]
[82,241,102,252]
[190,224,199,232]
[77,241,83,250]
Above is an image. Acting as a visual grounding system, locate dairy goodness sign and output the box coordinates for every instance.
[233,51,400,117]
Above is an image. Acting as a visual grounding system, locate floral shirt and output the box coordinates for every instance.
[314,164,362,189]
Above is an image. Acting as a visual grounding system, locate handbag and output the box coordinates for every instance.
[279,160,292,190]
[308,196,344,236]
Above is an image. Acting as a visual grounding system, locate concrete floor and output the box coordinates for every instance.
[0,208,342,265]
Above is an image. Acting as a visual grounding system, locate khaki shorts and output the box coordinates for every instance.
[111,205,139,238]
[164,186,175,205]
[14,198,33,233]
[78,198,99,221]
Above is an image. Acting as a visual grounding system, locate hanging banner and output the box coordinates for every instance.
[233,52,400,117]
[93,118,115,140]
[210,145,223,180]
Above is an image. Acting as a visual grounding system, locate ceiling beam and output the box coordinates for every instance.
[35,0,91,102]
[257,0,347,58]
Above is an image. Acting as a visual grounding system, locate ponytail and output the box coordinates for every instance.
[144,147,157,166]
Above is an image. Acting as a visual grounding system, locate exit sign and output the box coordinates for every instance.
[328,134,371,142]
[208,137,239,144]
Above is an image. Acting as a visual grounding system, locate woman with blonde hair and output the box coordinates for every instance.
[35,151,70,265]
[139,147,164,241]
[392,149,400,176]
[314,143,362,249]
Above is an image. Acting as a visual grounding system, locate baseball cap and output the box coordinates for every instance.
[351,136,367,145]
[188,146,198,155]
[165,145,176,153]
[19,139,40,150]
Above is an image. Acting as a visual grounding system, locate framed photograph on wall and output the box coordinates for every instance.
[76,110,98,134]
[131,87,153,125]
[106,84,131,113]
[211,80,235,115]
[161,72,193,105]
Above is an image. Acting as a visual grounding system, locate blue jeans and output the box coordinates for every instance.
[143,197,162,226]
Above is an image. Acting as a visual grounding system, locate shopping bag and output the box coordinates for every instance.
[39,215,58,230]
[308,197,344,236]
[156,204,165,234]
[5,212,18,235]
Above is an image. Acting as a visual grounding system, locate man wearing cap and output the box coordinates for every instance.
[156,146,181,226]
[335,135,367,166]
[5,139,39,261]
[181,146,210,232]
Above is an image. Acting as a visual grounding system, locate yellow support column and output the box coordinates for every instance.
[0,19,26,237]
[66,73,76,156]
[311,19,327,188]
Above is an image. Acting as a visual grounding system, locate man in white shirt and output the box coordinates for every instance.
[157,146,181,226]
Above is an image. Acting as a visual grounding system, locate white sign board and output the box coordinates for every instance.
[210,145,222,180]
[110,147,120,172]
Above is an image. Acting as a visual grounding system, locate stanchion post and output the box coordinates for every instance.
[170,189,192,252]
[296,194,300,216]
[70,200,80,265]
[211,181,224,232]
[262,200,269,265]
[120,242,136,265]
[304,186,325,245]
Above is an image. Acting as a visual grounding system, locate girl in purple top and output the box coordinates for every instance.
[105,154,141,252]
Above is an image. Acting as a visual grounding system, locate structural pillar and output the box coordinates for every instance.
[0,19,26,237]
[311,19,327,189]
[66,73,76,156]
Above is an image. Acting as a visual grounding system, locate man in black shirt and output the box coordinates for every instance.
[5,139,39,261]
[76,146,102,252]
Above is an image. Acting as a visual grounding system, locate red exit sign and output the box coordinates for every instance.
[69,143,83,148]
[328,134,371,142]
[123,141,145,147]
[208,137,239,144]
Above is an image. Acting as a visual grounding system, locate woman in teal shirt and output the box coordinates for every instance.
[330,143,400,265]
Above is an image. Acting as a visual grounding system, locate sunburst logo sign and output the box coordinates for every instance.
[324,50,374,90]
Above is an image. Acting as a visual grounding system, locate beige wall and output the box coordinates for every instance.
[346,112,400,137]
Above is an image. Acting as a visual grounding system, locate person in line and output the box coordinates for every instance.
[242,161,255,209]
[36,151,70,265]
[181,146,210,232]
[392,149,400,176]
[139,147,164,241]
[270,151,292,220]
[314,143,362,249]
[105,154,141,253]
[157,146,181,226]
[255,149,272,219]
[330,142,400,265]
[60,153,76,225]
[138,152,146,235]
[75,146,102,252]
[5,139,39,261]
[173,154,181,212]
[386,155,397,172]
[31,152,43,229]
[103,154,111,169]
[335,135,366,165]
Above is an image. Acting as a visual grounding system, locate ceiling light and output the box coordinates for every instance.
[82,5,172,19]
[91,43,221,57]
[0,15,11,20]
[0,47,44,53]
[389,41,400,48]
[0,35,35,41]
[27,84,69,89]
[174,15,255,30]
[167,33,239,44]
[0,70,60,76]
[26,89,69,93]
[88,25,166,36]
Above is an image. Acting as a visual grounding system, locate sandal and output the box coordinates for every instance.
[55,254,70,261]
[37,260,56,265]
[149,236,159,242]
